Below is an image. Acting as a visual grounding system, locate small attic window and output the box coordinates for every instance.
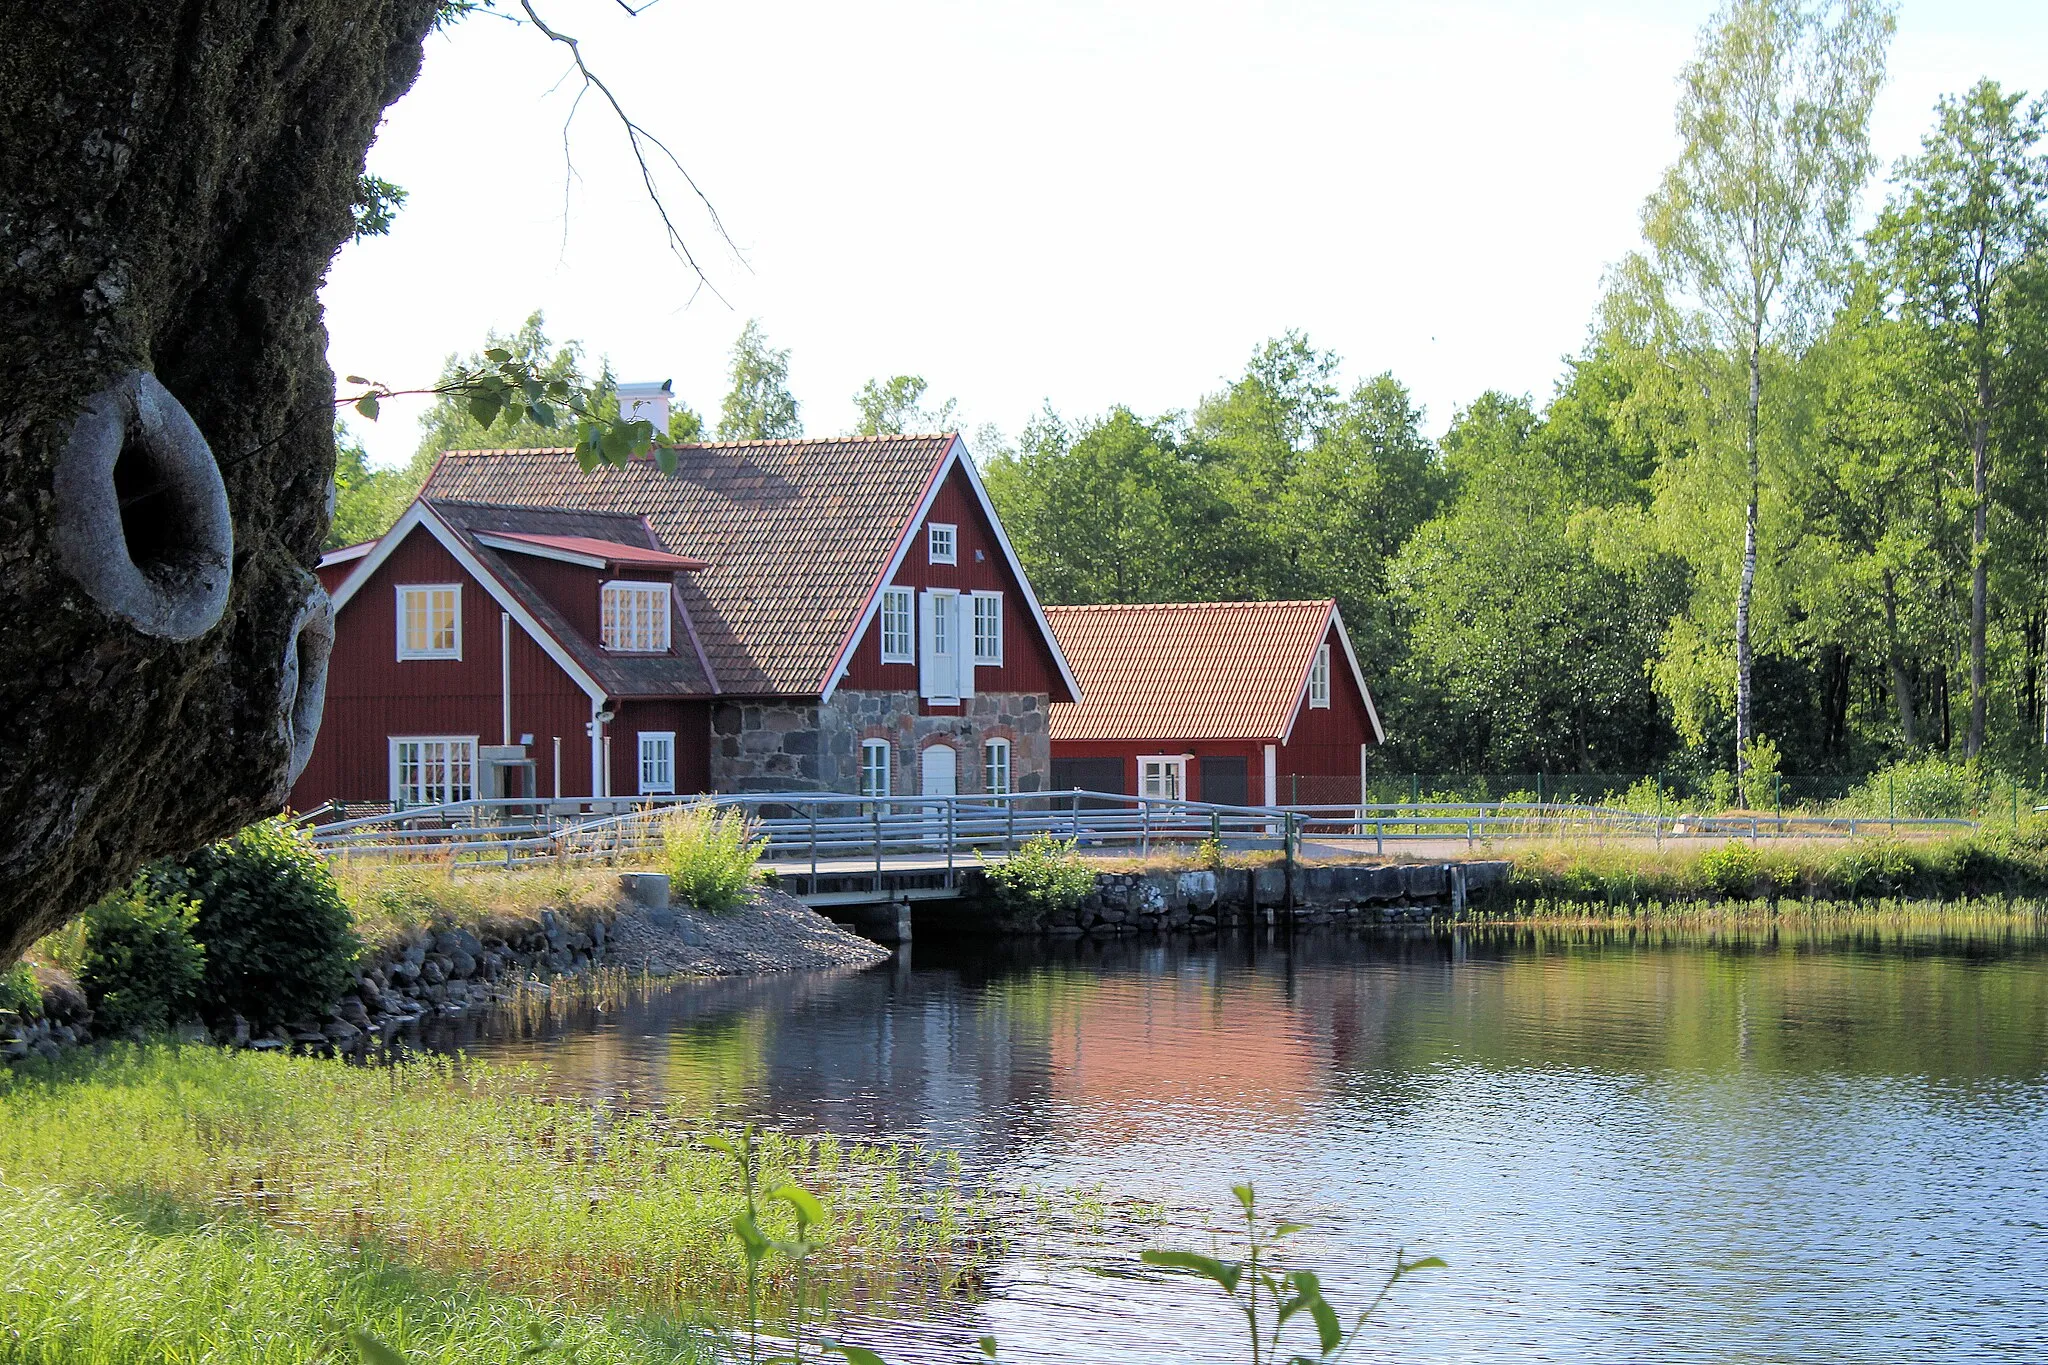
[928,523,957,565]
[602,581,671,652]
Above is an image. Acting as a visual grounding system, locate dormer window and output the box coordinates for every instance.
[602,580,671,652]
[928,523,957,565]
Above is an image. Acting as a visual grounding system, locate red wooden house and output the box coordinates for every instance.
[293,433,1081,810]
[1044,600,1383,807]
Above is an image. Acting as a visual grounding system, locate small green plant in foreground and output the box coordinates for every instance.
[0,960,42,1016]
[663,803,769,912]
[978,834,1097,923]
[1141,1183,1442,1365]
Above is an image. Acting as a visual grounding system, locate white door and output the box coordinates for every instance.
[920,743,957,796]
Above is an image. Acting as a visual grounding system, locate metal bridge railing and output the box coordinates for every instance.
[306,792,1981,882]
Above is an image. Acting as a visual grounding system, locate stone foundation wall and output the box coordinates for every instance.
[711,689,1051,794]
[985,860,1513,936]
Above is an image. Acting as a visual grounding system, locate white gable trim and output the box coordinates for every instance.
[474,532,610,569]
[319,540,376,570]
[818,436,1085,704]
[330,500,608,705]
[1280,603,1385,745]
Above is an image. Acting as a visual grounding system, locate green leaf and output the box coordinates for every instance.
[1273,1222,1311,1238]
[821,1340,890,1365]
[1232,1183,1256,1213]
[699,1133,737,1157]
[467,393,501,427]
[655,445,678,476]
[344,374,370,386]
[1139,1249,1242,1295]
[354,394,380,421]
[732,1212,770,1258]
[349,1329,409,1365]
[484,347,511,363]
[772,1183,826,1227]
[1309,1297,1342,1355]
[1398,1254,1447,1275]
[978,1337,999,1359]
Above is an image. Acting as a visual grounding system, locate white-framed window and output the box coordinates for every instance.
[390,736,477,806]
[880,586,915,663]
[972,592,1003,664]
[983,738,1011,796]
[396,584,461,660]
[638,731,676,795]
[860,740,891,798]
[1139,756,1186,801]
[602,580,671,653]
[1309,642,1331,708]
[931,589,954,658]
[928,523,957,565]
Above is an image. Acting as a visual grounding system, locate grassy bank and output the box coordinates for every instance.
[0,1045,983,1344]
[0,1182,708,1365]
[332,860,620,951]
[1492,828,2048,908]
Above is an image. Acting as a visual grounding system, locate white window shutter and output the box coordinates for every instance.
[918,591,940,698]
[955,593,976,698]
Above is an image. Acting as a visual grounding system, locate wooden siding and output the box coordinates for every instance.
[1279,621,1375,779]
[610,699,711,796]
[290,526,714,807]
[499,553,674,645]
[840,462,1069,700]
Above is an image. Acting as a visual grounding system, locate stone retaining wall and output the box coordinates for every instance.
[989,860,1513,937]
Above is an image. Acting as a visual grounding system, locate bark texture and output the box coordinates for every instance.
[0,1,440,962]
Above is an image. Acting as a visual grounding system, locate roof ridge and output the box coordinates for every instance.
[1044,599,1335,611]
[437,433,957,459]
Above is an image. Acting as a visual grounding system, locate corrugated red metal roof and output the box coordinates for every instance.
[422,438,957,696]
[1045,600,1336,742]
[481,531,708,570]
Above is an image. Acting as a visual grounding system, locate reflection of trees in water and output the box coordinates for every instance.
[427,925,2048,1169]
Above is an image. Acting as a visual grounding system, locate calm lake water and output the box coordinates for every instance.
[443,923,2048,1364]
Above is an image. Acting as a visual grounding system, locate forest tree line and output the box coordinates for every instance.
[333,2,2048,790]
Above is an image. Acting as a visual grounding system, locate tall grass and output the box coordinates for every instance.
[334,860,618,950]
[0,1046,984,1320]
[0,1183,710,1365]
[661,804,766,913]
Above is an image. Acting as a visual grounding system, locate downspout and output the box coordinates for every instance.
[501,612,512,746]
[589,696,606,798]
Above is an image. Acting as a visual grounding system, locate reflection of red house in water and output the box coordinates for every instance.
[1045,600,1384,807]
[1046,978,1320,1133]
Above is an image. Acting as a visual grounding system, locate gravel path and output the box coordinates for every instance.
[602,887,890,977]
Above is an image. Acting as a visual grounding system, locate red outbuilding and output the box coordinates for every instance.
[1044,600,1384,807]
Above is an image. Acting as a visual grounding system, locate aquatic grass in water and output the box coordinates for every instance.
[0,1045,986,1319]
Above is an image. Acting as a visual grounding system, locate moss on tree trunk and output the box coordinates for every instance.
[0,1,440,961]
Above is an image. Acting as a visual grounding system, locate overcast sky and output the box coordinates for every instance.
[324,0,2048,468]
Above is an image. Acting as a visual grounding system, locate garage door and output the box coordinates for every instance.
[1199,756,1248,807]
[1052,756,1126,809]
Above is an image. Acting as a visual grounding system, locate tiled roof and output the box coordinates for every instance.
[422,439,956,696]
[1045,600,1337,742]
[426,501,716,699]
[479,531,708,571]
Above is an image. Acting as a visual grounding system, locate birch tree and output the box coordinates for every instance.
[1642,0,1892,786]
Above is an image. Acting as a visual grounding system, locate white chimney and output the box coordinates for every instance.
[618,379,672,438]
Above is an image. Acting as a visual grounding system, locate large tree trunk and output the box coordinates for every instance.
[0,1,440,963]
[1883,569,1917,747]
[1965,370,1991,758]
[1735,329,1761,787]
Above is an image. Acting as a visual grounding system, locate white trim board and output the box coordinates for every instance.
[330,500,608,706]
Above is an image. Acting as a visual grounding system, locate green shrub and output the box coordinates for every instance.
[152,818,359,1029]
[979,834,1097,923]
[0,961,42,1017]
[1825,837,1922,898]
[80,879,206,1034]
[1694,841,1767,897]
[1843,756,1992,820]
[659,803,765,912]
